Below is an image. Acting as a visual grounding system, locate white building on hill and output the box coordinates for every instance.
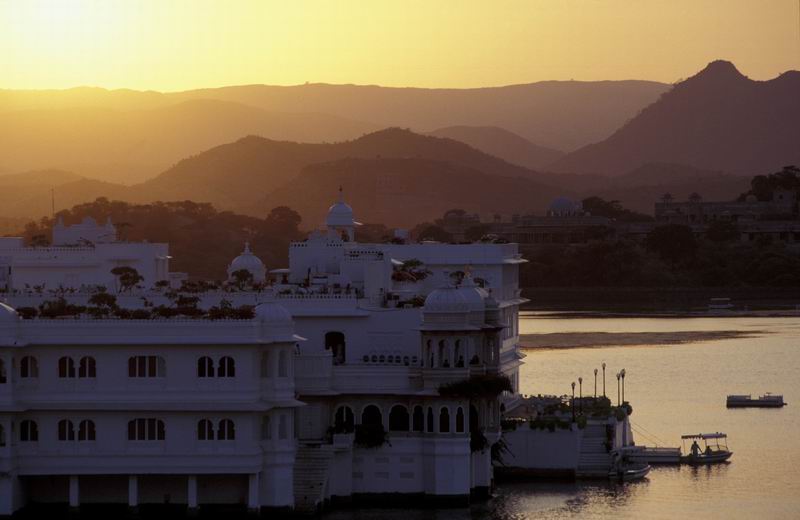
[0,194,527,515]
[0,217,176,293]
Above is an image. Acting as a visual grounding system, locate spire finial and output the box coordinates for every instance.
[244,241,251,254]
[338,185,343,203]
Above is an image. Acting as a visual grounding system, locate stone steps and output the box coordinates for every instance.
[293,445,334,514]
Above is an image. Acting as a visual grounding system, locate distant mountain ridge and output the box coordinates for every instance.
[427,126,564,170]
[550,61,800,176]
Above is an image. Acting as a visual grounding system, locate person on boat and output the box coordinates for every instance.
[691,440,701,457]
[705,445,713,456]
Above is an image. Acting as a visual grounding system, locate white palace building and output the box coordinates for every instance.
[0,194,527,516]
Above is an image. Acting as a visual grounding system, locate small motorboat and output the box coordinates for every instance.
[727,393,787,408]
[609,463,651,482]
[708,297,734,312]
[680,433,733,465]
[609,448,651,481]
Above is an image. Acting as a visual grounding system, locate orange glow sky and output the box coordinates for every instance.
[1,0,799,90]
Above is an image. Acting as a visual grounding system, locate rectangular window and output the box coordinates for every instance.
[128,418,165,441]
[128,356,166,378]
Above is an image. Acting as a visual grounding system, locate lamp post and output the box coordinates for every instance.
[593,368,598,398]
[621,369,626,405]
[602,362,606,398]
[571,381,576,423]
[616,372,621,406]
[578,377,583,415]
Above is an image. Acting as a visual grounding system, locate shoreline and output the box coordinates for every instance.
[519,330,763,350]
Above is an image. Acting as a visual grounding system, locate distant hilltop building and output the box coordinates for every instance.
[0,217,181,293]
[0,191,528,515]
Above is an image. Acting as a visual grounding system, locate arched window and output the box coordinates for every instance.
[334,406,355,433]
[128,418,165,441]
[20,356,38,378]
[58,356,75,378]
[278,350,288,377]
[412,406,424,432]
[197,419,214,440]
[361,405,383,428]
[58,419,76,441]
[197,357,214,378]
[325,331,346,365]
[278,414,288,439]
[261,416,272,440]
[20,420,38,442]
[426,407,434,433]
[78,356,96,378]
[260,352,271,378]
[78,420,96,441]
[454,340,464,368]
[218,419,235,440]
[389,405,410,431]
[438,340,449,368]
[456,407,465,433]
[439,408,451,433]
[218,357,235,378]
[425,340,432,367]
[470,404,480,432]
[0,424,5,447]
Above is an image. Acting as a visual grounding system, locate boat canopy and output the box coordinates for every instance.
[681,433,727,440]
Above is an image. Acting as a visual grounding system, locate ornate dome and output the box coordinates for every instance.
[326,187,358,227]
[423,286,470,313]
[457,275,488,312]
[254,302,293,324]
[227,242,266,282]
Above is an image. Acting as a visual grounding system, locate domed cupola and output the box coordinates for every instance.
[326,187,360,241]
[0,302,21,346]
[423,285,469,314]
[456,272,488,313]
[255,301,298,343]
[227,242,266,283]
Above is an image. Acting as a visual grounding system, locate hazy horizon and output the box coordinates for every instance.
[1,0,799,91]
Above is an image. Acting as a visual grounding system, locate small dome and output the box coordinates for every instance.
[326,187,356,227]
[227,242,266,282]
[457,276,488,312]
[549,196,581,216]
[424,286,469,313]
[254,302,293,323]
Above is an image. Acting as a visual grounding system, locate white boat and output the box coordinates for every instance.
[609,463,651,482]
[726,393,786,408]
[680,433,733,465]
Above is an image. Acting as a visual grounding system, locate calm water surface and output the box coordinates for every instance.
[328,315,800,520]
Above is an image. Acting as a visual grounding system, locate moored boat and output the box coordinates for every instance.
[680,433,733,465]
[726,393,786,408]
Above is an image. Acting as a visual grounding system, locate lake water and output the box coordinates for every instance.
[328,314,800,520]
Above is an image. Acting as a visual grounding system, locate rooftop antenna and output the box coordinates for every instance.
[338,185,344,203]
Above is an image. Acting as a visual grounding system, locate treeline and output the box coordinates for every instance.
[522,224,800,288]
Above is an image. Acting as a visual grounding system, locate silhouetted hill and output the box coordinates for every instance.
[133,128,547,211]
[0,99,375,183]
[258,157,568,228]
[551,61,800,175]
[427,126,564,170]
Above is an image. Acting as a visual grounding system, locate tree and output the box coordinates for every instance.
[464,224,491,242]
[414,224,452,243]
[110,266,144,293]
[645,225,697,265]
[705,221,739,243]
[582,196,653,222]
[230,269,254,290]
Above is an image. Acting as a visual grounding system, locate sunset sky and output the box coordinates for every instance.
[1,0,798,91]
